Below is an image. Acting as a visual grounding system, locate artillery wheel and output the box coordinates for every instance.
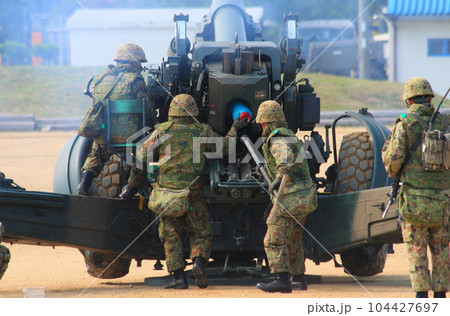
[81,154,132,279]
[336,131,388,277]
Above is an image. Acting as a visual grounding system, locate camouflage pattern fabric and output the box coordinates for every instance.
[114,43,147,62]
[398,185,449,226]
[261,122,317,274]
[0,224,10,280]
[168,94,199,117]
[264,215,308,274]
[158,189,212,272]
[402,77,434,101]
[80,62,156,176]
[381,102,450,225]
[109,112,145,145]
[382,100,450,294]
[401,221,449,292]
[81,142,114,175]
[128,115,238,273]
[148,184,190,218]
[128,116,237,189]
[255,100,286,124]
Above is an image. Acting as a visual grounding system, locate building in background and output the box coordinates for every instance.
[66,7,263,67]
[384,0,450,96]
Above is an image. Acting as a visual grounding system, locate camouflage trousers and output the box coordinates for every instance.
[81,141,113,176]
[401,221,449,292]
[158,189,212,273]
[0,245,10,280]
[264,214,307,275]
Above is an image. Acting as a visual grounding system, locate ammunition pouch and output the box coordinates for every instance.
[421,130,450,171]
[407,113,450,172]
[148,184,190,218]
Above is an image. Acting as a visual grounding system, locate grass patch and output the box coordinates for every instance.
[0,66,448,117]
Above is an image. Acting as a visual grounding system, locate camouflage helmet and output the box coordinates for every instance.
[114,43,147,63]
[402,77,434,101]
[256,100,286,124]
[168,94,199,117]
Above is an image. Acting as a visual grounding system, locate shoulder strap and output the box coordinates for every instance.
[102,73,124,103]
[408,113,428,130]
[395,132,422,179]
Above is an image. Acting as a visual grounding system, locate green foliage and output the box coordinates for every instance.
[302,73,407,111]
[0,41,29,65]
[3,66,449,120]
[30,44,60,65]
[0,66,103,118]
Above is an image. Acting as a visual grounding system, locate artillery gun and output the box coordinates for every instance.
[0,0,402,281]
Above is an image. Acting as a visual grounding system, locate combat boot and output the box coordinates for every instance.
[433,292,446,298]
[164,269,188,289]
[291,274,307,290]
[415,291,428,298]
[77,171,95,195]
[192,257,208,289]
[256,272,292,293]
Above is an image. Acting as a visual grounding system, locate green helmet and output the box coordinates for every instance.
[256,100,285,123]
[168,94,199,117]
[114,43,147,63]
[402,77,434,101]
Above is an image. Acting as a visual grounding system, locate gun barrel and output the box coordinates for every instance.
[211,0,247,42]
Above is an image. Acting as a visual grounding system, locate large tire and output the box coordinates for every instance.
[80,154,132,279]
[336,131,388,277]
[335,132,373,194]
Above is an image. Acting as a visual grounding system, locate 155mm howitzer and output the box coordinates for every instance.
[0,0,402,281]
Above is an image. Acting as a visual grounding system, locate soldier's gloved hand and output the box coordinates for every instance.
[232,117,249,131]
[119,184,137,200]
[268,176,282,195]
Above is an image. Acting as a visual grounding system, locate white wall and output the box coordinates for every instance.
[69,26,197,67]
[396,19,450,96]
[67,7,263,68]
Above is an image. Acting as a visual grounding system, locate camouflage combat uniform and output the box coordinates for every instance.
[255,101,317,293]
[0,223,10,280]
[381,78,449,295]
[261,121,318,275]
[127,96,239,273]
[81,62,156,175]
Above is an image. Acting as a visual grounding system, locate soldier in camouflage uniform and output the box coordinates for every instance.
[77,43,156,195]
[121,94,248,289]
[0,222,10,280]
[381,77,449,298]
[255,100,318,293]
